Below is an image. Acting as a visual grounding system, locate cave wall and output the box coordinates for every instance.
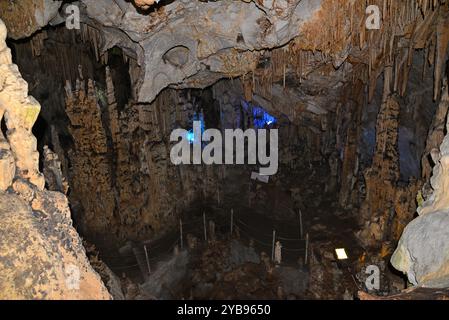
[5,1,448,248]
[1,0,449,297]
[0,18,110,300]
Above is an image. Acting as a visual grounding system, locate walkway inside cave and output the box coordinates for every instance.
[96,160,364,299]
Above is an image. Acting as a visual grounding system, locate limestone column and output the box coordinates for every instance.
[0,19,44,190]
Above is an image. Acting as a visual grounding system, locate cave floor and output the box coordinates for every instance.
[98,161,367,299]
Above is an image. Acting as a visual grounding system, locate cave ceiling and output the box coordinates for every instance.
[1,0,448,115]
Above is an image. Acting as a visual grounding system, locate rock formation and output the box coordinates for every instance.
[0,0,62,40]
[0,18,110,300]
[0,0,448,300]
[391,84,449,288]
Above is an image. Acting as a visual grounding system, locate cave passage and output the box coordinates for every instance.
[1,0,449,301]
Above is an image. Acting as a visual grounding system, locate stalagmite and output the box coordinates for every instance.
[0,0,448,301]
[359,96,400,247]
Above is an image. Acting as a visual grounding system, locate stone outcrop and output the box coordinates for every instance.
[391,85,449,288]
[391,210,449,288]
[418,84,449,216]
[359,287,449,300]
[0,19,44,190]
[0,18,110,300]
[0,190,110,299]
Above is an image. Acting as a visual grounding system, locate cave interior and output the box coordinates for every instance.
[0,0,449,300]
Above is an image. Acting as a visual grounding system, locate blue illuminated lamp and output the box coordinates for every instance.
[186,130,195,143]
[186,111,205,144]
[241,100,277,128]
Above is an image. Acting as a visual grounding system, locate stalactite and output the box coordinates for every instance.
[242,74,253,102]
[271,48,286,82]
[253,67,273,101]
[30,30,47,57]
[79,24,103,62]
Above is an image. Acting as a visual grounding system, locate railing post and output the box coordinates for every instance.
[230,209,234,237]
[179,218,183,250]
[305,233,309,265]
[203,212,207,242]
[144,245,151,277]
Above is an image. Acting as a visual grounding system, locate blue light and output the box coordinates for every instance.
[242,100,277,128]
[186,130,195,143]
[186,112,205,144]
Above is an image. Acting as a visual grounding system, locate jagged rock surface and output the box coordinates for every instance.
[0,0,62,40]
[77,0,322,103]
[392,88,449,288]
[1,0,449,299]
[0,18,110,300]
[391,210,449,288]
[0,190,111,299]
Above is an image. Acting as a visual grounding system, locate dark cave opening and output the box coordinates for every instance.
[32,115,49,171]
[1,117,7,139]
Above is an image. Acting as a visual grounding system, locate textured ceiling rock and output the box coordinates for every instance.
[79,0,322,102]
[0,0,62,40]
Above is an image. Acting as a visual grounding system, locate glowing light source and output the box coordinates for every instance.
[186,112,205,144]
[186,131,195,143]
[335,248,348,260]
[242,100,277,128]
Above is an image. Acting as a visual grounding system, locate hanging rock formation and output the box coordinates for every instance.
[0,0,62,40]
[65,0,323,103]
[0,0,449,299]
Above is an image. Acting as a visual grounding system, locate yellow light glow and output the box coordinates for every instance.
[335,248,348,260]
